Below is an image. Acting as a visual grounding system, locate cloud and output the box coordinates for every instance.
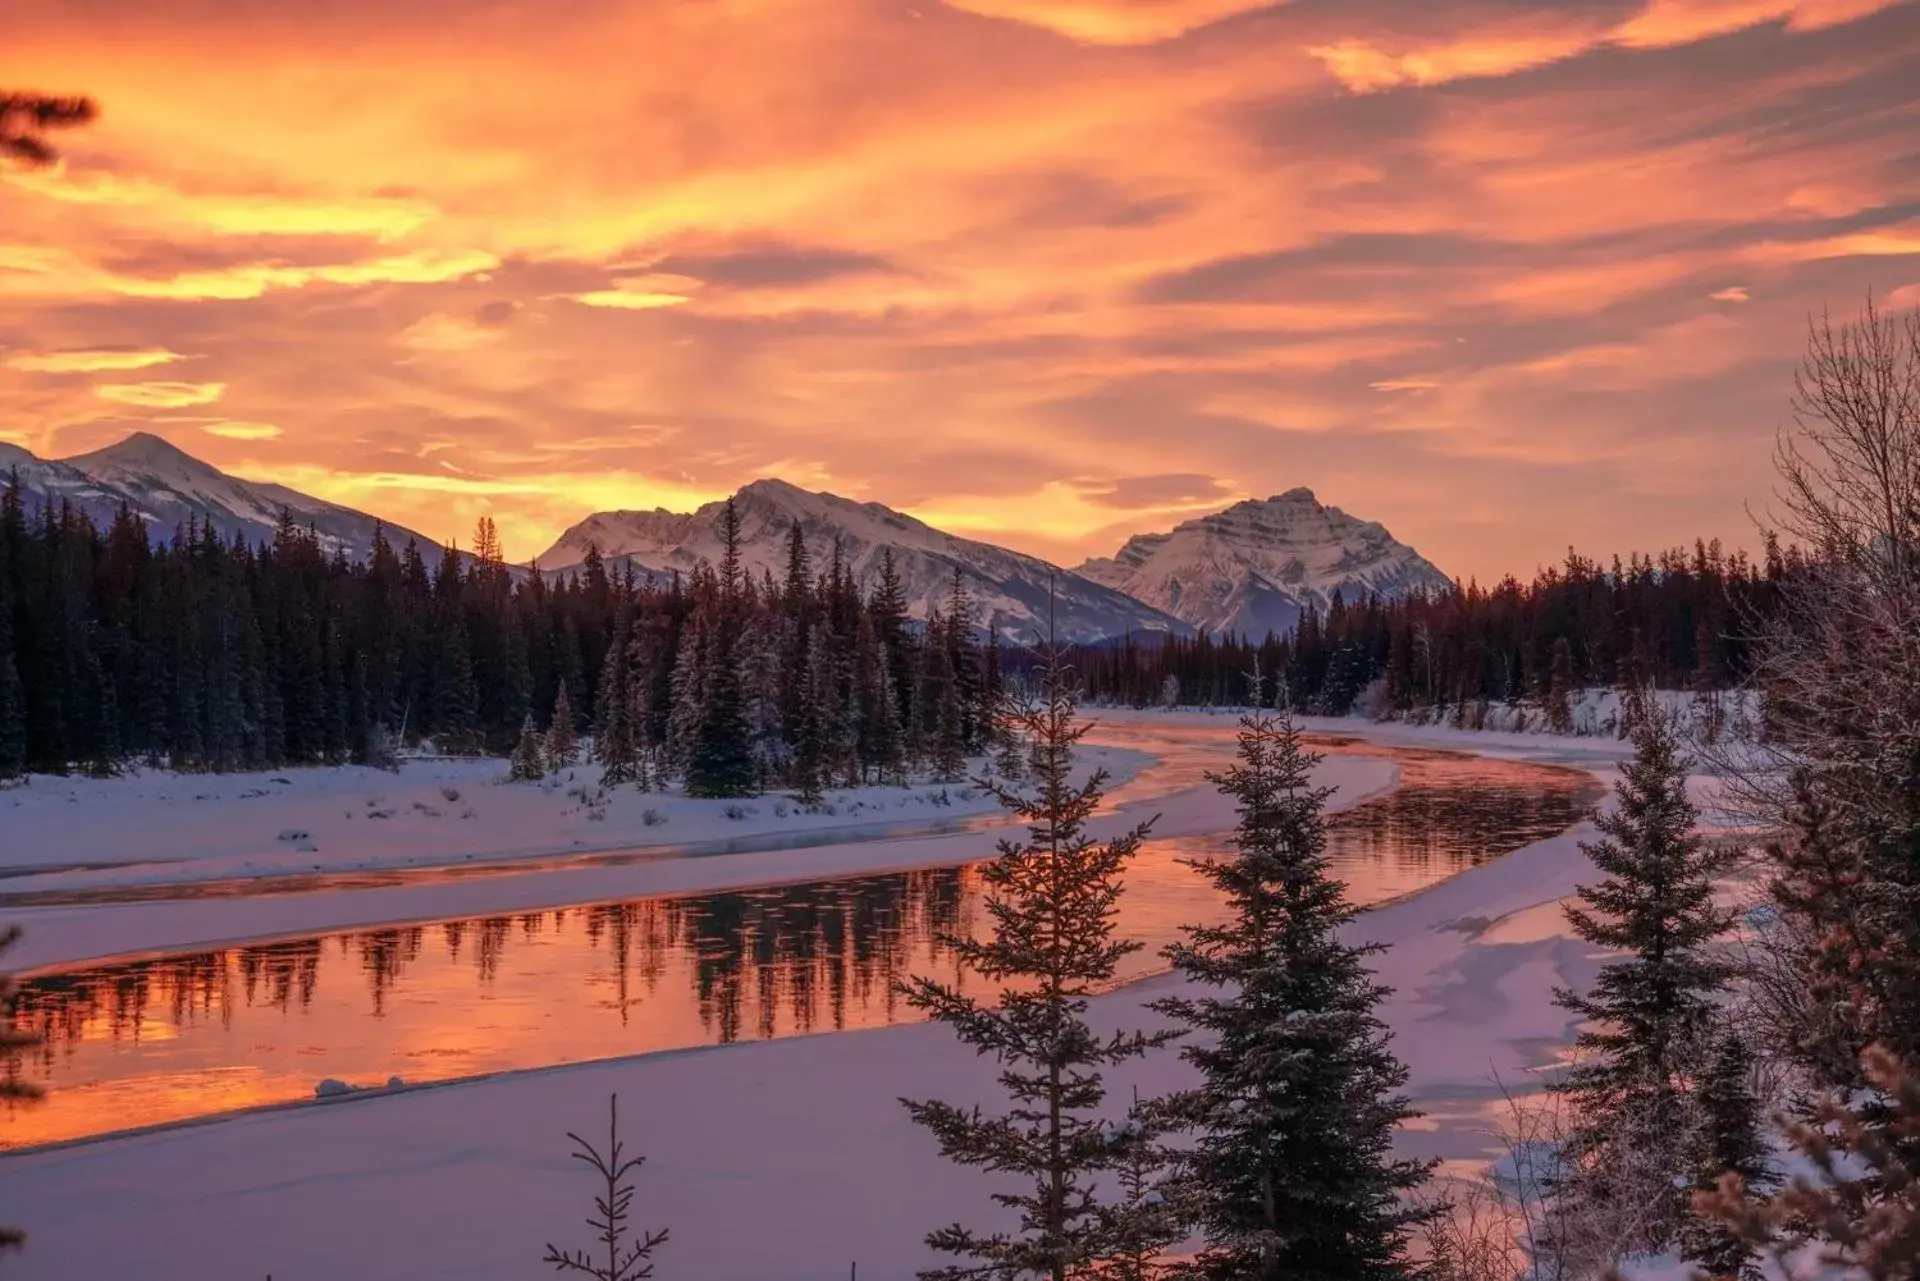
[9,0,1919,581]
[1074,472,1239,508]
[94,381,227,407]
[6,347,191,373]
[1710,286,1750,301]
[569,274,701,311]
[937,0,1280,44]
[199,420,283,440]
[657,245,897,289]
[1307,0,1909,94]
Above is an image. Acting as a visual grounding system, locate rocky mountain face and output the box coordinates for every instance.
[1075,487,1452,637]
[535,478,1192,644]
[4,433,1449,641]
[2,432,444,560]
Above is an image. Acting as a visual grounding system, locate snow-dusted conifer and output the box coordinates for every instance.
[509,713,546,781]
[899,648,1171,1280]
[594,593,641,786]
[1550,708,1734,1245]
[547,681,579,767]
[1680,1026,1775,1279]
[1155,698,1432,1281]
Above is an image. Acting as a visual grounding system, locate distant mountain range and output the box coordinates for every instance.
[4,432,1451,640]
[532,478,1191,644]
[1,432,443,561]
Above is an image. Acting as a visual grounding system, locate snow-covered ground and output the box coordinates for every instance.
[0,714,1687,1280]
[0,753,1145,893]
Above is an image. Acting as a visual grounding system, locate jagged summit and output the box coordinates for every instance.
[1076,487,1450,638]
[535,481,1190,644]
[5,431,444,561]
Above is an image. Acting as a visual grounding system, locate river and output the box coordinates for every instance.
[1,722,1599,1149]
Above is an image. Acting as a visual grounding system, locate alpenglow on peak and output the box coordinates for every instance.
[1075,487,1451,637]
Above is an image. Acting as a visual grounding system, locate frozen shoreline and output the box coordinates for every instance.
[0,716,1675,1281]
[5,742,1216,973]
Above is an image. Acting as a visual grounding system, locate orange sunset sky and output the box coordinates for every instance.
[4,0,1919,582]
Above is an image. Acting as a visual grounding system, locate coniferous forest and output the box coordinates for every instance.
[2,445,1791,783]
[0,481,997,790]
[1079,538,1783,715]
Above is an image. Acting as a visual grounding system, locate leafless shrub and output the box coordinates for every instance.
[544,1094,668,1281]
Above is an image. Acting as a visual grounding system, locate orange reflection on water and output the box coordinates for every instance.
[2,741,1597,1150]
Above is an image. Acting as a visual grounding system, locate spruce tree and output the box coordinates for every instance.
[1545,635,1575,735]
[595,594,641,786]
[1155,704,1432,1281]
[510,713,546,781]
[899,648,1172,1280]
[684,625,757,798]
[0,576,23,778]
[547,682,580,767]
[1550,709,1735,1247]
[1679,1026,1774,1279]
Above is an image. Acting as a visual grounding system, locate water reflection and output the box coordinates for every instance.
[2,739,1597,1150]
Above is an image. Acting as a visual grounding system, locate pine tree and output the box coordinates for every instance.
[684,621,757,798]
[510,713,546,781]
[0,573,23,779]
[1154,703,1432,1281]
[1545,635,1575,734]
[1550,709,1735,1248]
[547,681,580,767]
[1105,1090,1183,1281]
[595,594,641,786]
[899,648,1172,1280]
[1680,1027,1775,1279]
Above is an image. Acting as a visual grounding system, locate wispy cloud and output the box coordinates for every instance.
[93,381,227,407]
[6,347,192,373]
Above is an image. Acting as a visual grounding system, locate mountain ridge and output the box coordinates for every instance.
[536,477,1193,644]
[1075,487,1451,637]
[5,431,1452,641]
[3,431,447,561]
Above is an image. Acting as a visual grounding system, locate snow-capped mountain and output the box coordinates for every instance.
[1076,487,1452,637]
[536,478,1192,644]
[1,432,444,560]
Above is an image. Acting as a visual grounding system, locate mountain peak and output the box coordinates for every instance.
[67,430,220,481]
[1077,489,1449,637]
[534,481,1189,642]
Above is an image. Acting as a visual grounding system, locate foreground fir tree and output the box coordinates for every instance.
[899,649,1172,1281]
[1550,707,1734,1247]
[1154,705,1432,1281]
[1698,1043,1920,1281]
[1679,1026,1775,1279]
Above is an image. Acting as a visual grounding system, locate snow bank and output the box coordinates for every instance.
[4,748,1395,974]
[0,731,1627,1281]
[0,747,1147,895]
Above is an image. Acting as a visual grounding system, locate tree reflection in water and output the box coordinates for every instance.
[2,743,1597,1149]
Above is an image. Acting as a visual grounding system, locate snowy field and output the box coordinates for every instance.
[0,749,1152,892]
[0,714,1698,1280]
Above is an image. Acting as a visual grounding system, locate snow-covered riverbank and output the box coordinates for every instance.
[2,743,1194,973]
[0,716,1675,1281]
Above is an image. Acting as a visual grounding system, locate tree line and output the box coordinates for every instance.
[0,483,1003,797]
[1080,537,1787,719]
